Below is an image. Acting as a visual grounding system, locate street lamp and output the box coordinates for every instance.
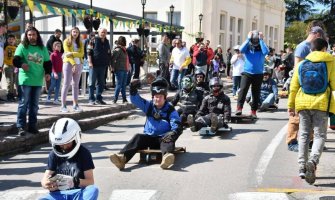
[169,4,174,41]
[199,13,203,33]
[141,0,146,50]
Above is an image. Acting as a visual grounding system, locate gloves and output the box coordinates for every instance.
[130,79,141,95]
[162,131,178,143]
[50,174,79,191]
[275,98,279,104]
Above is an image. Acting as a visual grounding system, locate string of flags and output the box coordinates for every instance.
[19,0,184,33]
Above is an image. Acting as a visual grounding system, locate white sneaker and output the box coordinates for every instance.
[160,153,175,169]
[60,106,69,113]
[73,105,83,112]
[46,98,51,103]
[53,100,61,105]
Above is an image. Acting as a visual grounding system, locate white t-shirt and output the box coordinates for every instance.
[171,47,190,70]
[231,54,244,76]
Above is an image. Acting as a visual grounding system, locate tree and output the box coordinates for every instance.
[285,0,316,25]
[314,0,335,44]
[284,21,308,48]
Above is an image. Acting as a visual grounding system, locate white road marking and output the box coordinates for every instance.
[0,190,47,200]
[109,189,157,200]
[255,124,288,186]
[229,192,289,200]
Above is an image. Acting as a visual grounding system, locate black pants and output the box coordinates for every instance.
[120,134,175,162]
[159,63,170,85]
[237,72,263,111]
[133,63,141,79]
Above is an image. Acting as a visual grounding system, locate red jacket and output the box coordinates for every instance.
[50,50,63,73]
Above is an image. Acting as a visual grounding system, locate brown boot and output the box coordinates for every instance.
[109,153,126,170]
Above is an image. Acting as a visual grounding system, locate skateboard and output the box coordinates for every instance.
[138,147,186,164]
[199,126,233,136]
[231,115,257,123]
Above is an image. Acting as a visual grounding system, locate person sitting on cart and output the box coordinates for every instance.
[188,77,231,132]
[171,75,203,127]
[109,77,183,170]
[247,70,279,111]
[194,68,210,96]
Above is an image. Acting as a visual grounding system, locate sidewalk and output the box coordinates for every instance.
[0,76,233,156]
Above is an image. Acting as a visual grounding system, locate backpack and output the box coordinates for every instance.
[298,59,328,94]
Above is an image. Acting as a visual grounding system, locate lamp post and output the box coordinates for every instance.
[141,0,146,50]
[199,13,203,33]
[169,4,174,41]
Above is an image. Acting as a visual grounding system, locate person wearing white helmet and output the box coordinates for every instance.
[40,118,99,200]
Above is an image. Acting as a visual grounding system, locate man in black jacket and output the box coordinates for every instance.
[87,28,111,105]
[126,38,143,85]
[46,29,63,54]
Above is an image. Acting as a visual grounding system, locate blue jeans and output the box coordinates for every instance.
[170,69,179,88]
[48,72,62,101]
[39,185,99,200]
[89,67,106,101]
[17,85,42,129]
[232,76,241,96]
[177,69,187,90]
[260,93,275,110]
[114,70,127,100]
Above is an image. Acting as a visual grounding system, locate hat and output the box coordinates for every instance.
[233,45,240,50]
[217,45,222,48]
[310,26,324,34]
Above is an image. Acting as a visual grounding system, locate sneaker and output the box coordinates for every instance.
[210,114,218,132]
[46,98,51,103]
[73,105,83,112]
[288,143,299,152]
[27,127,39,134]
[60,106,69,113]
[123,99,128,103]
[187,115,195,127]
[299,166,306,179]
[109,153,126,170]
[113,99,117,104]
[89,100,96,105]
[305,160,316,184]
[235,106,242,115]
[18,127,25,136]
[250,110,257,118]
[96,100,107,105]
[53,100,61,105]
[160,153,175,169]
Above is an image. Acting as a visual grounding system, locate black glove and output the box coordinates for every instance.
[130,79,141,95]
[162,131,178,143]
[275,98,279,104]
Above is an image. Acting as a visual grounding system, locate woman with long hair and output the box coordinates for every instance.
[60,27,84,112]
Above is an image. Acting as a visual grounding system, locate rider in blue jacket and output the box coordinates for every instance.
[109,77,182,170]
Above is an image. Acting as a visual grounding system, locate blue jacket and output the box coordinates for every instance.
[240,38,269,74]
[260,78,278,102]
[130,94,182,137]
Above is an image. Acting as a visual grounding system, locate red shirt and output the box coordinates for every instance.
[50,50,63,73]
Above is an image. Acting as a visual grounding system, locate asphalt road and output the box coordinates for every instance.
[1,98,335,200]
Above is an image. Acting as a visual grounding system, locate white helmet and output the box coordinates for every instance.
[49,118,81,159]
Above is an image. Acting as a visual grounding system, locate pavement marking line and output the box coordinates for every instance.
[229,192,289,200]
[257,188,335,194]
[255,124,288,186]
[109,189,157,200]
[0,190,47,200]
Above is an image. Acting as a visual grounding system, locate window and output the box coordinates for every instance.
[252,22,257,30]
[230,17,235,32]
[237,19,243,34]
[265,25,268,41]
[229,34,233,48]
[274,27,278,41]
[269,26,273,47]
[219,33,225,46]
[220,14,226,30]
[167,11,181,26]
[145,12,157,20]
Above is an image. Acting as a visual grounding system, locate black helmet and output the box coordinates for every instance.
[150,77,169,97]
[194,69,206,82]
[209,77,223,94]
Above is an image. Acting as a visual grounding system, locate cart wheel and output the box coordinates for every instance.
[230,127,233,131]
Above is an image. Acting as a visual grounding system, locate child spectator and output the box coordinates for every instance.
[3,34,17,101]
[47,41,63,104]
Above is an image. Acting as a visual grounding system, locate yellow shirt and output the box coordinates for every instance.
[4,45,16,65]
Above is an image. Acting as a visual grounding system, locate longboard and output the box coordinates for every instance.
[231,115,257,123]
[199,126,232,136]
[138,147,186,163]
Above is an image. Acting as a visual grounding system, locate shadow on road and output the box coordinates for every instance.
[0,180,41,190]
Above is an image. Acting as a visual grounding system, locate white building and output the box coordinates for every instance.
[32,0,286,52]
